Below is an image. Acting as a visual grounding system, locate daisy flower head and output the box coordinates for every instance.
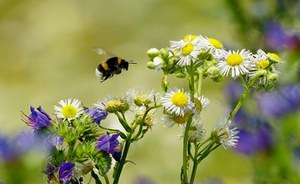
[194,95,210,113]
[54,99,84,121]
[125,89,155,107]
[169,34,201,66]
[198,36,224,57]
[162,112,190,128]
[179,122,206,143]
[95,96,129,113]
[217,49,252,78]
[216,120,239,149]
[257,49,282,63]
[161,88,194,117]
[248,50,281,86]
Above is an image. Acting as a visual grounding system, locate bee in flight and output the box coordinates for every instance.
[94,48,136,82]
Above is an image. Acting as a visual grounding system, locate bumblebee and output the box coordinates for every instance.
[94,48,136,82]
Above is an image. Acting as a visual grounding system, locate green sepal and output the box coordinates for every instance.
[94,151,112,176]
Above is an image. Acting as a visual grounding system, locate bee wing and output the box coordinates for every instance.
[93,47,107,56]
[93,47,117,62]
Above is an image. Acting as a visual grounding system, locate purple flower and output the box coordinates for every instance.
[84,107,108,124]
[0,133,44,162]
[257,84,300,118]
[0,135,16,162]
[236,127,273,156]
[44,162,56,179]
[226,81,244,103]
[96,133,119,154]
[264,21,289,51]
[22,106,51,130]
[232,110,274,156]
[49,135,63,147]
[58,162,75,183]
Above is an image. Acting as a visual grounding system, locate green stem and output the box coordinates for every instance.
[189,143,200,184]
[227,77,250,124]
[132,104,162,141]
[104,174,110,184]
[113,135,132,184]
[115,112,132,132]
[197,68,204,97]
[162,73,169,92]
[182,63,196,183]
[91,170,102,184]
[181,115,193,183]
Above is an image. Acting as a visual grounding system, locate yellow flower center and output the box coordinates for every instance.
[267,52,281,62]
[208,38,223,49]
[258,60,270,69]
[226,53,243,66]
[183,34,197,42]
[181,43,194,56]
[62,105,78,118]
[171,92,188,107]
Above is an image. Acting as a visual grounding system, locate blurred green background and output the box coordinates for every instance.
[2,0,296,183]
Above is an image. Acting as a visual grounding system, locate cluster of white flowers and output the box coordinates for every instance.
[146,34,283,149]
[167,34,282,80]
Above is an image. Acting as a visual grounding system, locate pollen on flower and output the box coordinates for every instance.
[267,52,281,62]
[226,53,243,66]
[208,38,223,49]
[171,92,188,107]
[258,60,270,69]
[62,105,78,118]
[181,43,194,56]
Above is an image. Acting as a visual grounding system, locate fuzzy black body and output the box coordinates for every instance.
[96,57,130,82]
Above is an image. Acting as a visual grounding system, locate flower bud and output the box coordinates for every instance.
[160,48,169,59]
[210,74,223,82]
[267,73,279,83]
[168,57,177,66]
[206,66,220,76]
[153,56,164,71]
[105,98,129,113]
[255,69,268,78]
[147,48,160,58]
[147,61,155,69]
[175,72,186,78]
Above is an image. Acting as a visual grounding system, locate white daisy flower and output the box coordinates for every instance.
[95,96,129,113]
[161,112,191,128]
[125,89,156,107]
[54,99,84,121]
[194,95,210,113]
[248,50,281,85]
[257,49,282,63]
[179,122,206,142]
[217,49,253,78]
[169,34,202,66]
[198,35,224,57]
[216,120,239,149]
[161,88,194,117]
[162,115,176,128]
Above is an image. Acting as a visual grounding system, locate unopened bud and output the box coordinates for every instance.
[147,48,160,58]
